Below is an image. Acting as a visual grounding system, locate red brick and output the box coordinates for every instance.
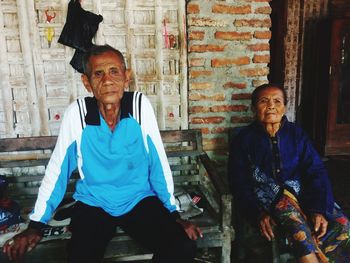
[254,31,271,39]
[234,19,271,27]
[189,106,210,113]
[253,54,270,63]
[190,82,214,90]
[189,17,228,27]
[187,3,200,14]
[239,67,269,77]
[189,44,226,53]
[210,105,248,112]
[212,4,251,14]
[211,57,250,67]
[189,93,226,101]
[191,116,225,124]
[231,93,251,100]
[252,79,268,87]
[189,58,205,67]
[190,70,213,78]
[223,82,247,89]
[231,116,254,123]
[255,6,272,14]
[211,127,228,134]
[248,43,270,51]
[215,31,252,41]
[201,127,210,134]
[189,31,205,40]
[243,0,271,2]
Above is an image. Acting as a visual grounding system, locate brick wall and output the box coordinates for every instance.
[186,0,271,168]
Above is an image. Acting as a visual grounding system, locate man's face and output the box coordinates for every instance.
[254,87,286,124]
[81,51,131,105]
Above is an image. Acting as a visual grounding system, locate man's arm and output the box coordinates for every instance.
[140,95,202,240]
[140,95,177,214]
[2,102,80,261]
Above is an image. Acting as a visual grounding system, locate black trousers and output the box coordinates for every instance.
[67,196,196,263]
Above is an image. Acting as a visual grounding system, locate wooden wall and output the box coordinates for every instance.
[0,0,187,138]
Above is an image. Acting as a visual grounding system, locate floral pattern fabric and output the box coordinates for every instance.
[273,191,350,262]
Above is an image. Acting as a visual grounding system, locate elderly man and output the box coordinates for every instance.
[3,45,202,263]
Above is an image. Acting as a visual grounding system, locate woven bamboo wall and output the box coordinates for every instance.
[0,0,187,138]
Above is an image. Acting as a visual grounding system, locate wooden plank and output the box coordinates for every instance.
[16,0,41,136]
[155,0,165,130]
[0,2,15,137]
[26,0,50,136]
[0,136,57,151]
[161,129,199,143]
[178,0,188,129]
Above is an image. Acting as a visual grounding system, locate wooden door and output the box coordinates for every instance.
[327,19,350,155]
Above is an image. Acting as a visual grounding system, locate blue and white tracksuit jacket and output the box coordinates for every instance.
[29,92,178,229]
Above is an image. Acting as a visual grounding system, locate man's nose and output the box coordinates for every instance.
[102,73,113,83]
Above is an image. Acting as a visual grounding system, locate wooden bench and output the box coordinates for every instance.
[0,129,234,263]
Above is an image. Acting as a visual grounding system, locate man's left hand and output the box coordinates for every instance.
[176,218,203,240]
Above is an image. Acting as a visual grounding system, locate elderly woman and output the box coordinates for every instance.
[228,83,350,263]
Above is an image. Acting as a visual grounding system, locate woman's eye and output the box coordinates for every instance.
[274,99,282,104]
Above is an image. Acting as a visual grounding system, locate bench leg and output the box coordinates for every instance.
[221,230,232,263]
[221,194,233,263]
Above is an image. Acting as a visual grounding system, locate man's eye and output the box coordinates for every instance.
[110,69,120,76]
[94,71,104,78]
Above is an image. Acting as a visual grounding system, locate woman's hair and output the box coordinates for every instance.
[251,83,288,107]
[82,45,126,77]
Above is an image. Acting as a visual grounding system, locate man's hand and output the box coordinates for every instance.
[176,218,203,240]
[2,228,42,263]
[311,213,328,239]
[259,212,276,241]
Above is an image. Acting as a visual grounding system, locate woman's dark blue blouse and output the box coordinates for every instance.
[228,116,335,224]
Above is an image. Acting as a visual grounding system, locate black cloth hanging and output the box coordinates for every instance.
[58,0,103,73]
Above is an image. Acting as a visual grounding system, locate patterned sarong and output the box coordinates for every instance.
[272,190,350,263]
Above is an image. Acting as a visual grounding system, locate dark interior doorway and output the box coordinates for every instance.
[268,0,287,85]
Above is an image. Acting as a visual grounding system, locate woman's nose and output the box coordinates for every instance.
[267,100,274,108]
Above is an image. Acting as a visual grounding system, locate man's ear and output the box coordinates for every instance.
[123,69,132,89]
[81,74,92,93]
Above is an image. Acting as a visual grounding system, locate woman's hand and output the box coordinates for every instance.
[259,212,276,241]
[311,213,328,239]
[176,218,203,240]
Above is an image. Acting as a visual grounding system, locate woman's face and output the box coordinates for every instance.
[254,87,286,124]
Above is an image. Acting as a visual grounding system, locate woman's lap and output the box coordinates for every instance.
[272,191,350,262]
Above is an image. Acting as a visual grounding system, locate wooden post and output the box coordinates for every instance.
[155,0,165,130]
[178,0,188,129]
[221,194,233,263]
[16,0,41,135]
[0,2,15,137]
[93,0,105,45]
[125,0,138,92]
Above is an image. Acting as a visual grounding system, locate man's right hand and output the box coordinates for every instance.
[2,228,42,262]
[259,212,275,241]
